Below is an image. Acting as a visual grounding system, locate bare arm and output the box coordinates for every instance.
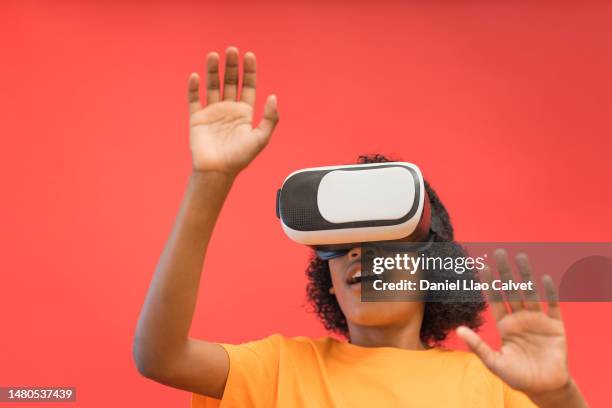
[132,47,279,398]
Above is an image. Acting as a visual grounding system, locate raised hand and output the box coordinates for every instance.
[456,249,586,405]
[187,47,279,176]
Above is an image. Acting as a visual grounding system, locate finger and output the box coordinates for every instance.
[494,249,523,312]
[240,51,256,107]
[254,94,279,144]
[542,275,562,319]
[188,73,202,114]
[223,46,240,101]
[480,265,507,321]
[206,52,220,104]
[456,326,500,372]
[515,253,541,311]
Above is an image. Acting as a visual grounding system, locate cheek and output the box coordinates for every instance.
[327,259,346,286]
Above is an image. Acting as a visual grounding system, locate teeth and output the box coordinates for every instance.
[353,270,362,278]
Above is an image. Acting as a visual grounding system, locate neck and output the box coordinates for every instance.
[347,314,426,350]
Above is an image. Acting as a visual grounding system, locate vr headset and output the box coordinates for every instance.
[276,162,433,260]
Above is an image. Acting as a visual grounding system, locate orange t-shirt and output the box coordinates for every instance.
[191,334,536,408]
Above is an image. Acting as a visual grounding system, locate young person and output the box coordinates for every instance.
[133,47,589,407]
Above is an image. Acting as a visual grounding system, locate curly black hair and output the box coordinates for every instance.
[306,154,486,345]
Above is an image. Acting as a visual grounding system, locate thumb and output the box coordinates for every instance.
[456,326,499,371]
[254,94,279,143]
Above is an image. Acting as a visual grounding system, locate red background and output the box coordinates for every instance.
[1,1,611,407]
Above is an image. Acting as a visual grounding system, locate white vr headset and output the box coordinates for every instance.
[276,162,432,258]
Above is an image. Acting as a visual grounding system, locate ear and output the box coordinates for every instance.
[329,287,336,295]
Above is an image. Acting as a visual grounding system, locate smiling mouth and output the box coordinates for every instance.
[346,270,377,285]
[347,269,361,285]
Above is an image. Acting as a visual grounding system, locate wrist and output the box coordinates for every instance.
[528,378,585,408]
[190,169,237,185]
[181,170,236,226]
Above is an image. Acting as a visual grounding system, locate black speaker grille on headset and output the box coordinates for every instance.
[283,207,317,230]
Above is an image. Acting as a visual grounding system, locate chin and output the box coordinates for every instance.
[346,302,416,328]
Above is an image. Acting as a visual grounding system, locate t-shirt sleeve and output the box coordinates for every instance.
[502,382,538,408]
[191,334,283,408]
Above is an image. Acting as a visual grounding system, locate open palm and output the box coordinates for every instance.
[457,250,569,396]
[187,47,279,175]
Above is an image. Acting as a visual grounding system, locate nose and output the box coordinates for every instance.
[360,245,381,260]
[348,246,379,261]
[348,247,361,259]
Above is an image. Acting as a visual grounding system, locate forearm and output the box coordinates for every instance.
[530,378,589,408]
[133,170,234,374]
